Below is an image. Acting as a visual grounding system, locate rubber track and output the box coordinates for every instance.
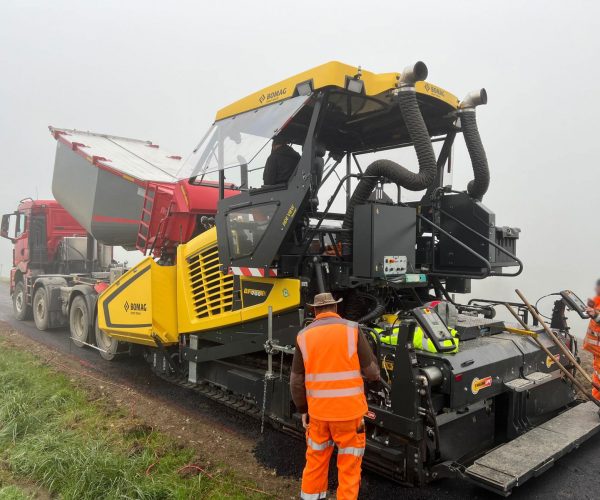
[153,369,263,419]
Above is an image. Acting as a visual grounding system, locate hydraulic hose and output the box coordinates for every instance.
[342,62,437,240]
[460,89,490,200]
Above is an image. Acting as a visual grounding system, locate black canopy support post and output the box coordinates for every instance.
[345,152,352,208]
[219,170,225,200]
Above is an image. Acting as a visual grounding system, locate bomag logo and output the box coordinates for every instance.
[243,288,267,297]
[424,82,446,98]
[124,301,147,312]
[259,87,287,104]
[471,376,493,395]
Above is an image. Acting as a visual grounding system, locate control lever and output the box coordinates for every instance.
[559,290,589,319]
[412,305,457,353]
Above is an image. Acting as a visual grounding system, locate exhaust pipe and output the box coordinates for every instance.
[459,89,490,200]
[460,88,487,110]
[342,62,437,242]
[398,61,429,88]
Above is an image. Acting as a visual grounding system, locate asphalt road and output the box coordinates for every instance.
[1,283,599,499]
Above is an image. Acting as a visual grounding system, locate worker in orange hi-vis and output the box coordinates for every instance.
[290,293,380,500]
[584,279,600,400]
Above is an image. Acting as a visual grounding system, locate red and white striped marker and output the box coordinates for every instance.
[229,267,278,277]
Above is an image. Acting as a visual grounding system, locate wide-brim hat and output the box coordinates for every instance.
[307,292,343,308]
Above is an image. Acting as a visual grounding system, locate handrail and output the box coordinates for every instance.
[438,208,523,277]
[418,214,492,279]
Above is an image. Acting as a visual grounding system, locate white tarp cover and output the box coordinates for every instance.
[49,127,181,183]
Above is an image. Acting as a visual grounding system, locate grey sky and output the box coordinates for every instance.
[1,0,598,333]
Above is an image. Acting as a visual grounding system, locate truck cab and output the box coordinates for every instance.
[2,198,87,290]
[1,199,112,334]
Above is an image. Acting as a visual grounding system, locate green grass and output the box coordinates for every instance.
[0,485,32,500]
[0,340,268,499]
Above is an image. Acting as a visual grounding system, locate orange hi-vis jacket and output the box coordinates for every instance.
[584,296,600,356]
[297,312,368,421]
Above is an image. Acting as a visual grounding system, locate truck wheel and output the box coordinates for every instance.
[33,287,49,331]
[13,282,31,321]
[70,295,90,347]
[95,319,119,361]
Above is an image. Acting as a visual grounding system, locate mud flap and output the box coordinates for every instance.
[465,401,600,496]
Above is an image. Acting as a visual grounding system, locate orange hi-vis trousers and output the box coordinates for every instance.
[301,417,366,500]
[593,355,600,400]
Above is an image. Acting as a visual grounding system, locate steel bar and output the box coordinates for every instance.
[515,289,600,391]
[504,303,600,408]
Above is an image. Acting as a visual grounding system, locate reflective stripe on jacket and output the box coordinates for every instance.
[374,325,459,353]
[297,312,367,421]
[584,296,600,356]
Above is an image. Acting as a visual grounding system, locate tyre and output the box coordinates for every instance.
[12,281,31,321]
[95,318,119,361]
[33,286,50,331]
[69,295,90,348]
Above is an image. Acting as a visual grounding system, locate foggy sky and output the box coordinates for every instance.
[1,0,598,334]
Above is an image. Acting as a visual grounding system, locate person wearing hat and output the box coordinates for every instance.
[291,292,380,500]
[584,279,600,399]
[262,136,301,186]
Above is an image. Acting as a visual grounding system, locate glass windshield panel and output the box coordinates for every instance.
[178,95,310,179]
[226,203,278,259]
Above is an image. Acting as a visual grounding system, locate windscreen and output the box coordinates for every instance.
[177,95,310,180]
[226,203,279,259]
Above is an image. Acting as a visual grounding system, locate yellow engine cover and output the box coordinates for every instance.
[97,227,300,347]
[176,227,300,334]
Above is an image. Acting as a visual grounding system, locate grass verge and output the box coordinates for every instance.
[0,339,269,499]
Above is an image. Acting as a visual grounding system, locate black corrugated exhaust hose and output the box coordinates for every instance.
[357,292,386,324]
[460,89,489,200]
[342,62,437,241]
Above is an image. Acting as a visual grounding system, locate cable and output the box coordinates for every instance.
[534,292,561,321]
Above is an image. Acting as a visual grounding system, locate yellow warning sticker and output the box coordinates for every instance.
[471,376,493,395]
[382,360,394,371]
[546,354,560,369]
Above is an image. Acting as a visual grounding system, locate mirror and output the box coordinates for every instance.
[1,213,18,242]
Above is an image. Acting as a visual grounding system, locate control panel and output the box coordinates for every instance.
[560,290,589,319]
[383,255,407,276]
[413,306,457,353]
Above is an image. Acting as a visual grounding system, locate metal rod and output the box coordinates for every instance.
[351,153,363,174]
[69,337,111,354]
[299,173,379,258]
[345,152,352,207]
[515,289,599,391]
[318,157,342,188]
[267,306,273,377]
[423,130,456,203]
[504,303,600,407]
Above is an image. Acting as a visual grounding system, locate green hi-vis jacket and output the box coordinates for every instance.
[373,325,459,353]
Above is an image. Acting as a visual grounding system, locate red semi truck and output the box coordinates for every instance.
[1,198,116,351]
